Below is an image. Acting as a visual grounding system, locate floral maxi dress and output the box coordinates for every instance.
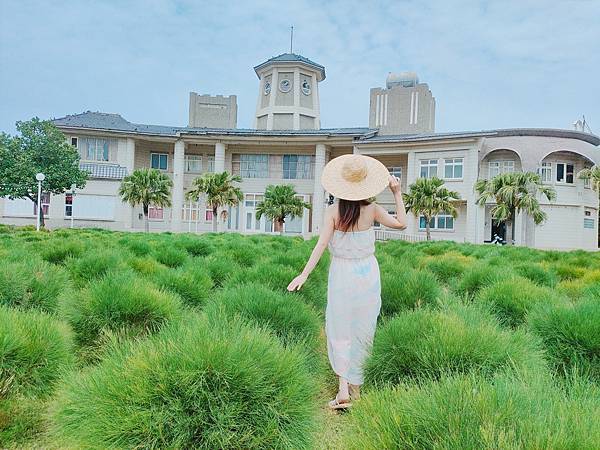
[325,228,381,385]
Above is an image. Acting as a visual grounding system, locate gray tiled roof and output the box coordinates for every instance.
[52,112,372,137]
[53,111,600,146]
[253,53,326,80]
[80,162,128,179]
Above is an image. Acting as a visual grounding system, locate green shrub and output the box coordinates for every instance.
[421,253,472,283]
[226,243,262,267]
[41,240,84,264]
[153,245,187,268]
[529,296,600,379]
[68,249,124,285]
[0,305,73,398]
[364,302,544,386]
[227,263,297,292]
[120,238,152,256]
[61,271,182,348]
[454,263,506,296]
[153,264,213,308]
[178,237,213,257]
[476,277,564,327]
[0,396,46,447]
[204,255,241,287]
[514,263,557,287]
[205,283,321,349]
[344,374,600,449]
[380,268,441,316]
[50,315,317,449]
[127,255,164,276]
[0,263,28,308]
[553,263,586,281]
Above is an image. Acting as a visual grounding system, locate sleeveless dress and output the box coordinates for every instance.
[325,227,381,385]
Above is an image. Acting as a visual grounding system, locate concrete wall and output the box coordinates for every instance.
[188,92,237,128]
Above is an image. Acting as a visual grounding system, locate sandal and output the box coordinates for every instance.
[328,393,352,410]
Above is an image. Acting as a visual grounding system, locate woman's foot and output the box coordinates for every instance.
[328,392,352,410]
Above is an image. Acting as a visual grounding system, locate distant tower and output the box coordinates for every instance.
[188,92,237,128]
[369,72,435,135]
[253,53,325,130]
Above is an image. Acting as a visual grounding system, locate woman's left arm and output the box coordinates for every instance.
[287,206,335,291]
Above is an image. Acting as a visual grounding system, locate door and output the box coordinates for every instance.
[491,219,506,243]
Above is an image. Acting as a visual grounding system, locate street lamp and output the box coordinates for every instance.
[35,173,45,231]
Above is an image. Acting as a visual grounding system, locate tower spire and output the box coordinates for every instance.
[290,25,294,53]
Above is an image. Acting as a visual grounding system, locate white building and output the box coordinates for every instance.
[1,53,599,250]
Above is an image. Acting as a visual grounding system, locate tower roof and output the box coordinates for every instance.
[253,53,326,81]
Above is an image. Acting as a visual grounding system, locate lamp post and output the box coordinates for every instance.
[35,173,45,231]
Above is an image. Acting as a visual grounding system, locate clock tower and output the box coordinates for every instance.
[253,53,325,130]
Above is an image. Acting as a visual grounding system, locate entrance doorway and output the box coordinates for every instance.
[491,219,506,244]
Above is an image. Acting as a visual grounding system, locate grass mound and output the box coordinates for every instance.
[50,315,317,449]
[67,249,125,285]
[0,305,73,398]
[454,262,506,296]
[153,244,187,268]
[476,277,564,327]
[421,253,472,283]
[380,268,441,316]
[529,296,600,379]
[364,302,544,386]
[61,271,182,348]
[344,374,600,449]
[205,283,321,349]
[152,263,213,308]
[41,239,84,264]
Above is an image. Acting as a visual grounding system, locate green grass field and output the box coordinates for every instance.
[1,224,600,448]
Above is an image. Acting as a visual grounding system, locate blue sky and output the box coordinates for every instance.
[1,0,599,135]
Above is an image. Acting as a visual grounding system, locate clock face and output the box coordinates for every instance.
[279,79,291,93]
[264,81,271,95]
[301,80,311,95]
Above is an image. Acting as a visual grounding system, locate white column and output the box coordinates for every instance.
[125,138,136,229]
[214,142,226,172]
[465,146,480,243]
[312,144,327,235]
[405,150,417,234]
[171,139,185,232]
[353,145,360,155]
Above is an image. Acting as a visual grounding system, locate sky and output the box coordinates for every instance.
[1,0,599,135]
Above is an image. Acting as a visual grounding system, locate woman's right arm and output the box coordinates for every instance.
[374,175,407,230]
[287,205,335,291]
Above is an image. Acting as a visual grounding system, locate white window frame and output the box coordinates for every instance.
[207,156,215,172]
[443,158,463,180]
[420,159,438,179]
[488,159,515,178]
[539,162,552,183]
[71,137,78,147]
[79,137,111,162]
[65,193,73,217]
[388,167,402,178]
[151,153,168,171]
[556,162,574,184]
[418,213,455,231]
[583,164,592,189]
[233,154,270,178]
[148,206,164,221]
[282,154,314,180]
[184,155,202,173]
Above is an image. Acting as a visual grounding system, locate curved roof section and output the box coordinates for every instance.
[52,112,600,146]
[253,53,326,81]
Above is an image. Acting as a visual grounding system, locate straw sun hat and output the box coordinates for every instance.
[321,154,390,201]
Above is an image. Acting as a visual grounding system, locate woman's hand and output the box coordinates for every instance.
[389,175,401,195]
[287,273,308,292]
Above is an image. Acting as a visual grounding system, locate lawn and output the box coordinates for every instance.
[1,224,600,448]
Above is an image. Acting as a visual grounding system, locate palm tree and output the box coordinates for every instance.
[403,177,460,241]
[186,171,243,232]
[119,168,173,232]
[578,165,600,193]
[256,184,311,235]
[475,171,556,245]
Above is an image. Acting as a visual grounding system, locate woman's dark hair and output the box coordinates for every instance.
[336,198,371,232]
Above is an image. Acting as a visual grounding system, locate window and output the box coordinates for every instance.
[388,167,402,178]
[151,153,168,170]
[282,155,314,179]
[232,154,269,178]
[34,192,50,216]
[65,193,73,217]
[420,159,438,178]
[444,158,463,179]
[182,202,201,221]
[419,213,454,230]
[207,156,215,172]
[583,164,592,188]
[489,160,515,178]
[205,208,214,222]
[556,162,574,184]
[539,162,552,182]
[148,206,163,220]
[71,137,78,147]
[185,155,202,173]
[79,137,110,161]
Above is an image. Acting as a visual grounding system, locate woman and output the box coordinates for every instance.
[287,154,407,410]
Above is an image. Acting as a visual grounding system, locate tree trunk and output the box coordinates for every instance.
[275,220,284,235]
[143,204,149,233]
[38,202,46,229]
[212,206,218,233]
[425,218,431,241]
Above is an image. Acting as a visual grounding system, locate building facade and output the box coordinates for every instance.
[1,53,599,250]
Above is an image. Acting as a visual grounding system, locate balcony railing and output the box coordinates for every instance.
[374,229,429,242]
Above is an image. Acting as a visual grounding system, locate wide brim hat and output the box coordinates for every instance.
[321,154,390,201]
